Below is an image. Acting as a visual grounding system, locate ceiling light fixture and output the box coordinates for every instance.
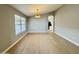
[35,9,40,18]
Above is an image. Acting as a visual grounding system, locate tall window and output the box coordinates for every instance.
[15,15,26,35]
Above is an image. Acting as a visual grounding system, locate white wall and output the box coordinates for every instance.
[28,15,48,33]
[55,5,79,45]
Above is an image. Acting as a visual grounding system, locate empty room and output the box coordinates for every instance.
[0,4,79,54]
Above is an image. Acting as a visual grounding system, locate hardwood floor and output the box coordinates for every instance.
[7,33,79,54]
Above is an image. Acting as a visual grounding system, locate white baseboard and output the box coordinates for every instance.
[55,32,79,47]
[28,32,48,34]
[2,33,28,54]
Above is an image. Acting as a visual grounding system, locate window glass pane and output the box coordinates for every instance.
[21,17,26,24]
[15,15,21,35]
[15,24,21,34]
[15,15,21,24]
[22,24,26,31]
[21,17,26,32]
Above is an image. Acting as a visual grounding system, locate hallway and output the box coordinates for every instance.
[7,33,79,54]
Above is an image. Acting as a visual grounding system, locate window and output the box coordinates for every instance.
[15,15,26,35]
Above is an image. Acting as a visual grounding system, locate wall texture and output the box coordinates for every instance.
[28,15,48,33]
[55,4,79,45]
[0,5,27,52]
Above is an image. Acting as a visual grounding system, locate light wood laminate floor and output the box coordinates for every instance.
[7,33,79,54]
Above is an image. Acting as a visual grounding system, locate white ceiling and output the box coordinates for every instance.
[10,4,63,16]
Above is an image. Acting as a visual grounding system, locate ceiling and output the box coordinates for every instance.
[10,4,63,16]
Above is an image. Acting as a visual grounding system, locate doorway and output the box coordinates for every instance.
[48,15,54,32]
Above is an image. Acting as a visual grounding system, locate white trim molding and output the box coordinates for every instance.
[55,32,79,47]
[2,33,28,54]
[27,32,48,34]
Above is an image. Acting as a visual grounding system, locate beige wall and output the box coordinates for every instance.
[28,15,48,33]
[0,5,27,52]
[55,4,79,45]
